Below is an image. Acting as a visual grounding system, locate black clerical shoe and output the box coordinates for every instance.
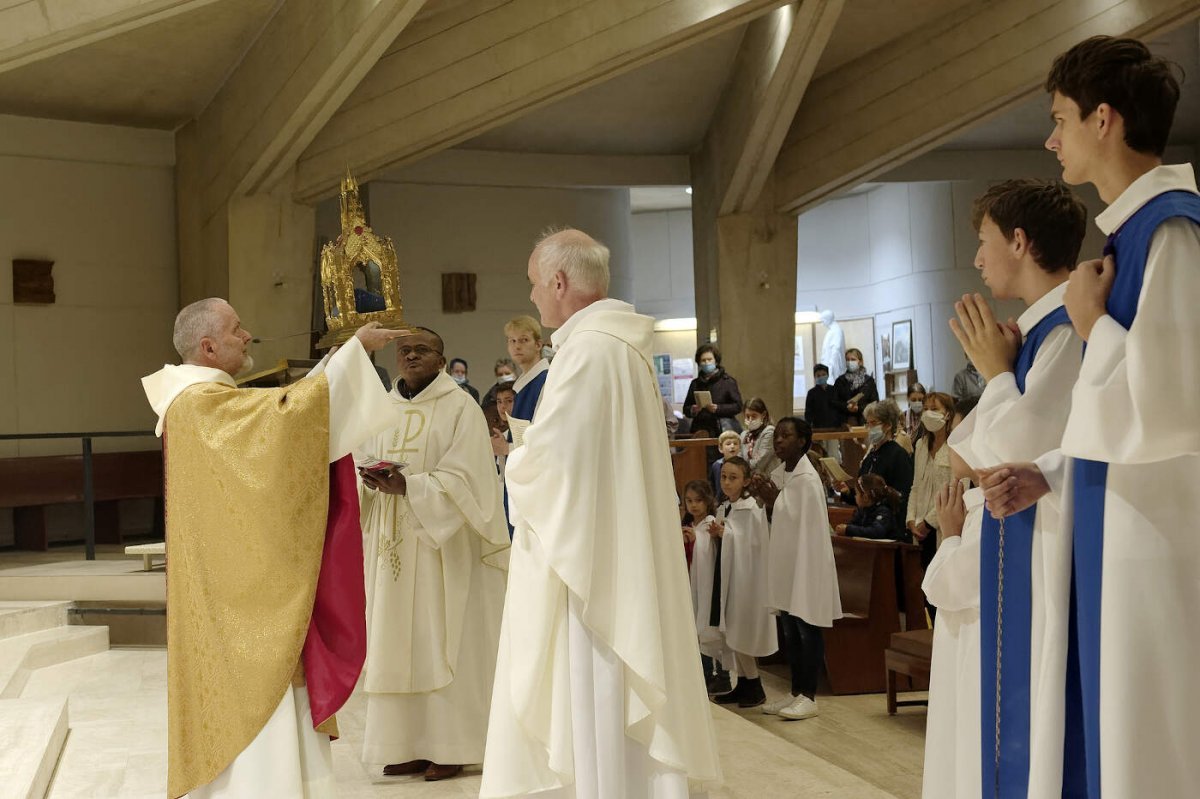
[424,763,463,781]
[383,759,430,776]
[713,680,746,705]
[737,677,766,708]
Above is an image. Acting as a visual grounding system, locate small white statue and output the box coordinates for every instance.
[818,309,846,382]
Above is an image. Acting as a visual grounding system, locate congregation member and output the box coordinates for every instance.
[709,456,777,709]
[481,228,720,797]
[833,474,905,541]
[950,176,1087,797]
[751,417,841,721]
[907,391,957,608]
[683,343,744,437]
[740,397,781,476]
[900,382,927,441]
[355,327,510,783]
[834,347,878,426]
[837,399,913,518]
[982,36,1200,796]
[921,398,984,799]
[951,359,986,404]
[142,300,406,798]
[709,430,742,500]
[447,357,480,402]
[803,363,842,429]
[480,357,517,407]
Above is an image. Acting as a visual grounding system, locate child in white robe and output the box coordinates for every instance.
[921,402,984,799]
[684,479,725,681]
[710,456,777,708]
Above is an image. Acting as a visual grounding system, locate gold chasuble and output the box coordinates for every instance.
[164,378,331,798]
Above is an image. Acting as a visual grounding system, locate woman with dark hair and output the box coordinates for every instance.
[683,343,743,437]
[833,347,878,426]
[739,397,781,476]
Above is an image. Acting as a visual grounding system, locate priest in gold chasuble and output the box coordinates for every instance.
[354,328,509,781]
[142,299,406,799]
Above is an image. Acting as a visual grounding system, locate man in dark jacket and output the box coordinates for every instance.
[803,363,842,429]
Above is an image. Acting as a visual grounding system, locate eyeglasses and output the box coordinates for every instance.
[398,345,442,357]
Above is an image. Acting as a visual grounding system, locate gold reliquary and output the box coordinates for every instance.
[317,173,408,348]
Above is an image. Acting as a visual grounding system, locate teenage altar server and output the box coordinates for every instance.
[142,301,406,799]
[983,36,1200,797]
[948,178,1086,797]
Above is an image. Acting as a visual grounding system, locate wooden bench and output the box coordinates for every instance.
[0,450,164,550]
[885,628,934,713]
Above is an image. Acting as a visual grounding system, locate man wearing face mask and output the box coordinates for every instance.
[833,347,879,427]
[803,363,842,430]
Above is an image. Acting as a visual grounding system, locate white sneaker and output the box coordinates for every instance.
[778,695,819,720]
[761,694,797,715]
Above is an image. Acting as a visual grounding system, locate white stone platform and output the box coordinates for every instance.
[0,560,164,603]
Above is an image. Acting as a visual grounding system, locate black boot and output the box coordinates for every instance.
[737,677,765,708]
[706,670,732,696]
[713,678,745,705]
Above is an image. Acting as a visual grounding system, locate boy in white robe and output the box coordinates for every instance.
[947,179,1085,797]
[983,36,1200,797]
[709,457,777,708]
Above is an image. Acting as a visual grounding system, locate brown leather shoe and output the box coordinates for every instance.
[423,763,463,781]
[383,759,430,776]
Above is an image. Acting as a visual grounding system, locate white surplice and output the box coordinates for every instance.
[920,485,984,799]
[688,516,724,659]
[355,370,509,766]
[946,280,1082,797]
[715,498,777,659]
[480,299,721,798]
[143,337,396,799]
[765,457,841,628]
[1038,163,1200,798]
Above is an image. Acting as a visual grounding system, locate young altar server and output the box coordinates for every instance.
[982,36,1200,797]
[949,177,1087,798]
[751,417,841,721]
[709,456,777,708]
[684,480,725,673]
[920,400,984,799]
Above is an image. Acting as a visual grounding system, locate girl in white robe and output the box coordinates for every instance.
[684,480,724,669]
[921,405,984,799]
[710,457,777,708]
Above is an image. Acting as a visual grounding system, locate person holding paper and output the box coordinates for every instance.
[141,299,408,799]
[355,327,510,782]
[833,347,878,426]
[683,343,743,437]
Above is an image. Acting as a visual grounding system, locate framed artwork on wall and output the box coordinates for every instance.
[891,320,912,371]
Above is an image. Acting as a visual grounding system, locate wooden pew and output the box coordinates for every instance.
[0,450,164,550]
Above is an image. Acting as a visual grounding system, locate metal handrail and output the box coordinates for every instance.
[1,430,157,560]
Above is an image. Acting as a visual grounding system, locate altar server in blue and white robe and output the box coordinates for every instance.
[983,36,1200,798]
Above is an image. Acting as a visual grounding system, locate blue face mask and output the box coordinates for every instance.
[816,376,828,386]
[700,362,717,375]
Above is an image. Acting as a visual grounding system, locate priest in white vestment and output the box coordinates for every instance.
[354,328,510,782]
[142,299,407,799]
[481,229,722,798]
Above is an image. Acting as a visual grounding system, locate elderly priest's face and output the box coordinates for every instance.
[206,303,254,376]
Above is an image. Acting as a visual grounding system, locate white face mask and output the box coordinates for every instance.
[846,360,860,373]
[921,410,947,432]
[498,374,516,384]
[746,418,763,432]
[909,400,924,414]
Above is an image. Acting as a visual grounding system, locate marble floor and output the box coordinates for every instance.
[21,646,926,799]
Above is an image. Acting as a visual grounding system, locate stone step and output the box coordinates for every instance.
[0,626,110,699]
[0,602,71,641]
[0,697,69,799]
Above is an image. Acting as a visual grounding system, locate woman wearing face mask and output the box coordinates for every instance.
[906,392,957,617]
[901,382,928,441]
[835,400,913,537]
[683,343,743,438]
[833,348,879,427]
[739,398,782,477]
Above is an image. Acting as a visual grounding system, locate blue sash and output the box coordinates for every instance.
[1064,190,1200,798]
[503,369,549,539]
[979,305,1072,797]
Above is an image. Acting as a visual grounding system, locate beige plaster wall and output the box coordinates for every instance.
[363,182,634,392]
[0,116,177,459]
